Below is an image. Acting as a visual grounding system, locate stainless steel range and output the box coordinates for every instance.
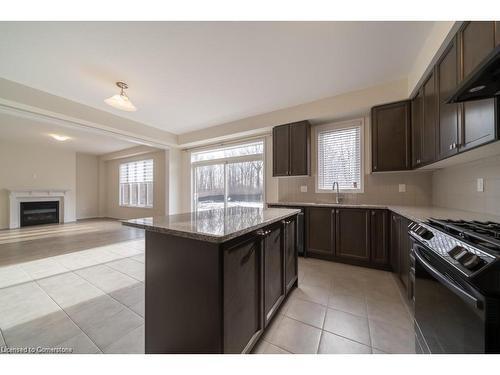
[409,219,500,354]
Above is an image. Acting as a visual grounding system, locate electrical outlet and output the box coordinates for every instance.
[477,178,484,192]
[398,184,406,193]
[300,185,308,193]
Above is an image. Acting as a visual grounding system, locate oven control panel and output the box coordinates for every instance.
[409,222,495,277]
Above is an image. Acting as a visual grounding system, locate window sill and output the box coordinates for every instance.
[119,205,154,209]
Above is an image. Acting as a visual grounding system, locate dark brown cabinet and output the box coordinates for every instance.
[422,71,437,164]
[223,235,263,353]
[437,36,460,159]
[370,209,390,266]
[305,206,390,270]
[390,213,412,296]
[459,21,497,151]
[306,207,334,258]
[411,89,424,168]
[263,225,285,325]
[496,22,500,46]
[371,100,411,172]
[283,217,298,293]
[272,125,290,176]
[412,72,438,168]
[272,121,310,176]
[334,208,370,262]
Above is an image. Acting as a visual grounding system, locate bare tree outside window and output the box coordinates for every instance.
[192,141,264,211]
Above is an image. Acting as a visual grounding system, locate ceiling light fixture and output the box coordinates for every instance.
[104,81,137,112]
[50,134,70,141]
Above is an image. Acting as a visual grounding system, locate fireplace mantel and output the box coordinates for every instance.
[8,188,70,229]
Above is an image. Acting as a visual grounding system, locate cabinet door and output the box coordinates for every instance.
[390,213,400,274]
[460,21,497,151]
[371,100,411,172]
[411,90,423,168]
[289,121,310,176]
[284,217,298,293]
[496,22,500,47]
[370,210,389,266]
[306,207,334,258]
[437,37,460,159]
[223,235,263,353]
[335,208,370,262]
[264,225,285,325]
[272,125,289,176]
[422,71,437,164]
[398,217,411,289]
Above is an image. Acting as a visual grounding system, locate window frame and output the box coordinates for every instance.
[119,159,154,208]
[314,118,365,194]
[190,138,266,212]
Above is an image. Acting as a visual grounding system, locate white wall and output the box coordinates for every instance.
[432,154,500,216]
[0,140,77,229]
[76,153,99,219]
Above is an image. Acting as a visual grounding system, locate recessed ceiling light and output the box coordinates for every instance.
[104,81,137,112]
[50,134,70,142]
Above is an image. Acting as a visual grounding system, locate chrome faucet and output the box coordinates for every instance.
[332,181,341,204]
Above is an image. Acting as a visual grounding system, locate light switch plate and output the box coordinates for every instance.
[300,185,308,193]
[398,184,406,193]
[477,178,484,192]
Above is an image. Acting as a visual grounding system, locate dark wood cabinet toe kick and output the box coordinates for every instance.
[143,214,298,354]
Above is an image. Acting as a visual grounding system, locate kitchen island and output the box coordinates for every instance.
[123,206,300,354]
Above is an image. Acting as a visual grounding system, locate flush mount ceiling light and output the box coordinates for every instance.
[104,81,137,112]
[50,134,70,141]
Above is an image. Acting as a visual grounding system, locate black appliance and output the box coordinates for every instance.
[20,201,59,227]
[409,218,500,353]
[447,43,500,103]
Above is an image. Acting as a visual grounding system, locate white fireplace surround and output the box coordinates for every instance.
[8,189,70,229]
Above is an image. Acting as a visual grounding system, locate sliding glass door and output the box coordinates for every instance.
[191,141,264,212]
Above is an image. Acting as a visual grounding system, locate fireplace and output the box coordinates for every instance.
[20,201,60,227]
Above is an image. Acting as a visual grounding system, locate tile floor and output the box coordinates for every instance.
[253,257,416,354]
[0,220,416,354]
[0,220,145,354]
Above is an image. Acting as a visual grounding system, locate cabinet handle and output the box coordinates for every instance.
[241,245,256,265]
[371,211,376,216]
[257,229,271,237]
[416,159,421,164]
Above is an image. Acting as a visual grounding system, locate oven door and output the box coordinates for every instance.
[412,239,486,353]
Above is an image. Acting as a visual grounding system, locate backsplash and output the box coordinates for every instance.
[278,171,433,206]
[432,154,500,216]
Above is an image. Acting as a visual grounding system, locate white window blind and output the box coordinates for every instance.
[119,159,154,207]
[317,125,362,191]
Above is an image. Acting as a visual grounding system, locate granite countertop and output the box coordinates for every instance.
[268,201,500,224]
[122,206,301,243]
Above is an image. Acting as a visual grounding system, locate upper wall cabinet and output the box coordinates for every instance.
[459,21,497,151]
[496,22,500,46]
[272,121,311,177]
[437,36,460,160]
[371,100,411,172]
[411,88,423,168]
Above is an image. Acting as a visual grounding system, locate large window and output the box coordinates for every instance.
[191,140,264,212]
[316,119,363,193]
[119,159,154,208]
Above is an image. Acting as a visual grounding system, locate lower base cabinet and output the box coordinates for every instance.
[306,207,390,269]
[390,213,413,298]
[224,234,263,354]
[263,224,285,325]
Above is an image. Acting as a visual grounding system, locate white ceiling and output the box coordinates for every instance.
[0,21,434,135]
[0,112,137,154]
